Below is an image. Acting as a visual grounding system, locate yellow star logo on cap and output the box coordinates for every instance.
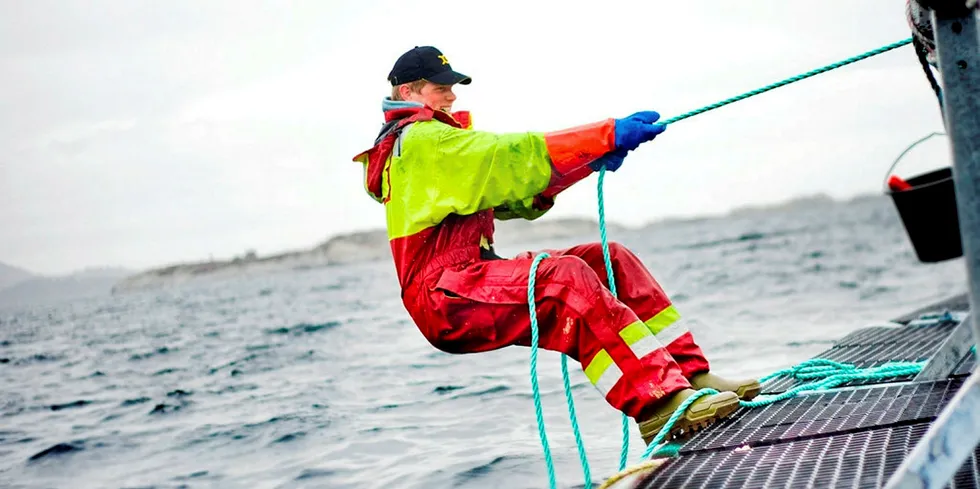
[438,55,449,65]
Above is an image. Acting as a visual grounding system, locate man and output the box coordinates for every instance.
[353,46,761,444]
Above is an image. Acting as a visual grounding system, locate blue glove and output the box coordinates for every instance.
[589,148,628,172]
[614,111,666,151]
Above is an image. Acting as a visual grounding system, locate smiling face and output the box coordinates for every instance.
[398,81,457,113]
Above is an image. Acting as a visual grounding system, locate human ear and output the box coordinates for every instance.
[397,84,412,100]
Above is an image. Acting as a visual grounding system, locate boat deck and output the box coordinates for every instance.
[617,293,977,489]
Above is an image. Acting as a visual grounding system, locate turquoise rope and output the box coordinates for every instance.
[639,359,926,460]
[527,253,556,489]
[525,37,913,489]
[659,37,912,126]
[596,168,632,475]
[561,354,591,485]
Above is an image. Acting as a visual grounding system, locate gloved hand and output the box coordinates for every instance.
[614,111,666,151]
[589,148,628,172]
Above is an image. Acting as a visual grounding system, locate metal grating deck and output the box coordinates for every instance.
[681,379,962,453]
[636,423,980,489]
[621,293,978,489]
[763,322,970,394]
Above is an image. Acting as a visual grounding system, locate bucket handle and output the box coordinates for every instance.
[883,131,946,192]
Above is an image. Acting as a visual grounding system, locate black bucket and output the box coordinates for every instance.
[887,166,963,263]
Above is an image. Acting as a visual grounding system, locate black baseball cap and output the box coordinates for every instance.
[387,46,472,86]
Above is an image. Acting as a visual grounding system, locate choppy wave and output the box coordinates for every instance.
[0,194,968,488]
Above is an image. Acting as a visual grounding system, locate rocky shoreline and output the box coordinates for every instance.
[110,193,878,294]
[110,217,626,293]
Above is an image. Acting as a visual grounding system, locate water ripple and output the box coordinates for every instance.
[0,196,967,488]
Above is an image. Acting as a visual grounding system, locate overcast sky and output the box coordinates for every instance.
[0,0,953,275]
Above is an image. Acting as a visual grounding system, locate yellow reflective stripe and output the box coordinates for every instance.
[584,350,613,385]
[644,305,691,347]
[584,319,671,399]
[583,349,624,397]
[618,321,652,345]
[619,320,664,361]
[644,305,681,334]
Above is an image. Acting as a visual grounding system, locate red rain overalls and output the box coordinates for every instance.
[354,103,711,420]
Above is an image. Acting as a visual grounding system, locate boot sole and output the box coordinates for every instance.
[737,381,762,401]
[669,396,740,438]
[640,395,741,444]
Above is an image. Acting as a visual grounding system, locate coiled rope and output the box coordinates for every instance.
[525,37,915,489]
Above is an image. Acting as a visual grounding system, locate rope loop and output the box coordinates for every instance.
[524,37,916,489]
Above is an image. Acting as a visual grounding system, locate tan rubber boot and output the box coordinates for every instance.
[636,388,740,445]
[688,371,762,400]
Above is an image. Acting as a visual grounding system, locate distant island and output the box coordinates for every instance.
[0,192,889,303]
[110,216,631,293]
[111,192,882,293]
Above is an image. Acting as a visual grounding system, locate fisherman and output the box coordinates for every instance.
[353,45,761,443]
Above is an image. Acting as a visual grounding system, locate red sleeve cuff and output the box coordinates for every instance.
[543,119,616,175]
